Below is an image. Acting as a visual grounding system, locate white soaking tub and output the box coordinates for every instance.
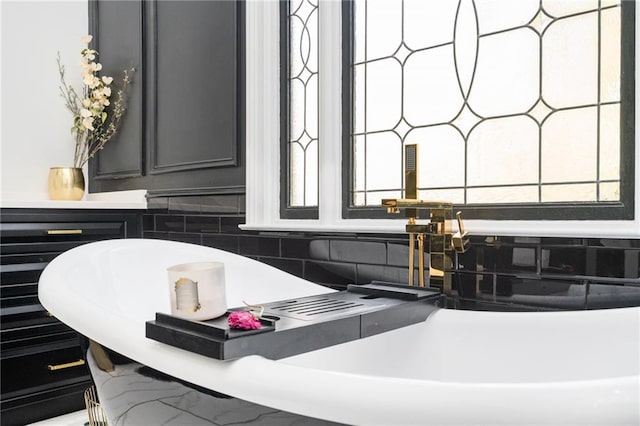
[39,239,640,425]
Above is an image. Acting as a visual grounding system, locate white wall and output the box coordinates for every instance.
[1,0,88,198]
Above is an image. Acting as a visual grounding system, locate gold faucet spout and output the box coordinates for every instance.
[382,198,453,210]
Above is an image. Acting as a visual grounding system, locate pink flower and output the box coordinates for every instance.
[227,311,262,330]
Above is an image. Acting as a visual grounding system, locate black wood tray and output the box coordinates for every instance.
[146,282,442,360]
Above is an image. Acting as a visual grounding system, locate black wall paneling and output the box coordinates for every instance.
[149,0,238,174]
[88,0,245,196]
[89,0,144,179]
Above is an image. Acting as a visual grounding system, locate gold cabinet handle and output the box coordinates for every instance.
[46,229,83,235]
[47,359,86,371]
[44,311,54,317]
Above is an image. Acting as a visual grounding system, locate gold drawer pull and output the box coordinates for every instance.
[46,229,83,235]
[47,359,86,371]
[44,311,54,317]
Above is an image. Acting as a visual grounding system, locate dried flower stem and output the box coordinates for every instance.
[242,300,265,319]
[57,36,134,168]
[77,68,134,167]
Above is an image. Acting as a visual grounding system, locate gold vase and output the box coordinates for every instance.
[48,167,85,201]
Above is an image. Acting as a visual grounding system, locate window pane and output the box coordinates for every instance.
[475,0,538,35]
[541,184,597,202]
[541,107,597,183]
[404,0,456,50]
[468,116,539,186]
[406,126,465,189]
[365,132,402,191]
[542,12,599,108]
[543,0,598,18]
[350,0,623,208]
[365,59,402,132]
[404,46,462,126]
[600,104,620,183]
[365,0,402,61]
[468,186,539,204]
[469,29,539,116]
[600,6,621,103]
[599,182,620,201]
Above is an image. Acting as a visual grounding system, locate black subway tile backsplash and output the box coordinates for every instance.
[155,215,185,233]
[141,201,640,311]
[304,261,356,289]
[329,240,386,264]
[220,217,246,234]
[280,238,329,260]
[387,242,412,267]
[355,264,411,285]
[143,231,170,240]
[595,248,626,278]
[259,257,304,279]
[239,236,280,257]
[185,215,220,234]
[624,250,639,278]
[586,282,640,309]
[166,232,202,245]
[202,235,239,254]
[142,214,155,231]
[542,247,586,275]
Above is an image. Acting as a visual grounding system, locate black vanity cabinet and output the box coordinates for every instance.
[0,208,141,425]
[88,0,245,198]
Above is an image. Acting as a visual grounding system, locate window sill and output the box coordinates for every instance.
[240,218,639,238]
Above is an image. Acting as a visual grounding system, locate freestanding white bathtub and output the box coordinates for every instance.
[39,239,640,425]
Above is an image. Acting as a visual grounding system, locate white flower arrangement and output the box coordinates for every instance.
[57,35,134,167]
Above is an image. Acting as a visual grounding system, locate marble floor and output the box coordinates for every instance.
[28,410,88,426]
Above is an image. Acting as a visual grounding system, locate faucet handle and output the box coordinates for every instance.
[452,211,470,253]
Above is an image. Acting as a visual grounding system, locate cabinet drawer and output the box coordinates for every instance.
[1,342,89,398]
[1,240,90,256]
[0,221,124,243]
[1,258,51,310]
[1,314,77,353]
[1,261,49,286]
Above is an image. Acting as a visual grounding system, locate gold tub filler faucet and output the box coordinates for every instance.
[382,144,470,296]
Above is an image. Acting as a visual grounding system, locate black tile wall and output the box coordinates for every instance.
[202,234,239,254]
[304,261,357,289]
[239,236,280,257]
[186,216,220,234]
[155,215,185,233]
[142,195,640,311]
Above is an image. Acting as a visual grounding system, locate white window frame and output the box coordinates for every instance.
[243,0,640,238]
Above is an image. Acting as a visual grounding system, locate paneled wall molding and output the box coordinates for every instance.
[88,0,145,180]
[147,0,239,175]
[92,170,144,180]
[147,185,246,198]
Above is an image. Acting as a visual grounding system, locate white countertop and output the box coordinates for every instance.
[0,190,148,209]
